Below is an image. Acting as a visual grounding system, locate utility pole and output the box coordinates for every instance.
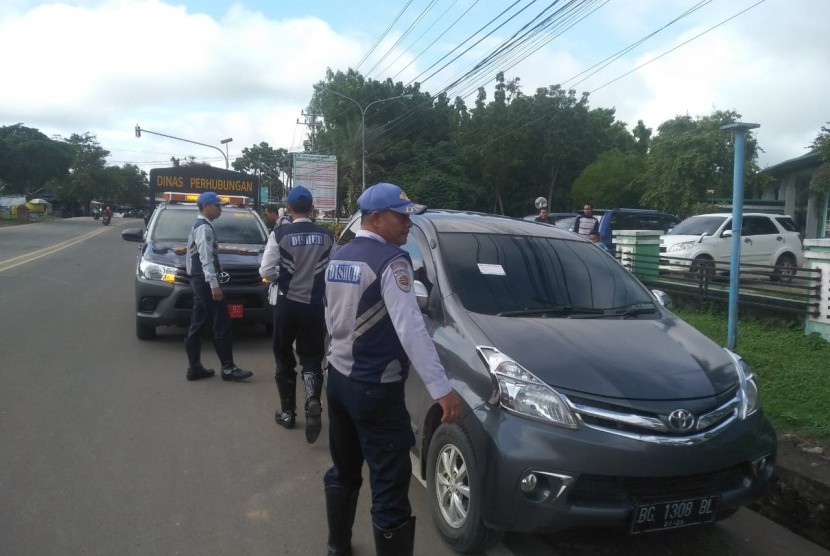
[297,110,319,152]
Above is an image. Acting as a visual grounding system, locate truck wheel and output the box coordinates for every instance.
[136,322,156,340]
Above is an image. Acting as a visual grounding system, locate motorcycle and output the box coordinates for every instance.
[92,209,100,220]
[102,211,112,225]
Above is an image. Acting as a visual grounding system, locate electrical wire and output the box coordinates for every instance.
[365,0,442,79]
[356,0,415,71]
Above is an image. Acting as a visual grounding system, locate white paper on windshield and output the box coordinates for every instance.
[477,263,506,276]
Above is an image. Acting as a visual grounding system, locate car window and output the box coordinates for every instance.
[775,217,799,233]
[668,216,726,236]
[337,215,362,246]
[744,216,777,236]
[399,226,434,290]
[151,208,266,244]
[437,232,653,316]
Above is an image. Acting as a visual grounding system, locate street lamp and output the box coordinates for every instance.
[323,90,412,189]
[220,137,233,169]
[135,124,231,169]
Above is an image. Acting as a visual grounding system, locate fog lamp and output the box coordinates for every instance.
[520,473,538,492]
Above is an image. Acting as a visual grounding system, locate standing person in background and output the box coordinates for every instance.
[573,202,599,236]
[323,182,463,556]
[534,207,555,224]
[259,186,333,444]
[184,192,253,382]
[263,203,279,231]
[276,206,293,228]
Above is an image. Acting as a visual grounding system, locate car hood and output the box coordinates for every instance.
[661,234,707,246]
[467,312,736,400]
[144,241,264,267]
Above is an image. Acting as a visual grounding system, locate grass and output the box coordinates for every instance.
[673,306,830,443]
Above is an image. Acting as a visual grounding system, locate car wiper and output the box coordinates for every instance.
[497,305,605,317]
[606,303,658,318]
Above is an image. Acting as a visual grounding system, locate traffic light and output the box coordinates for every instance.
[135,125,141,138]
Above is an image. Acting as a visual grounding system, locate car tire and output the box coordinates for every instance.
[136,322,156,340]
[426,424,502,554]
[689,256,714,283]
[771,253,797,283]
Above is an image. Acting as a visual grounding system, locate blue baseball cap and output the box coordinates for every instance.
[197,191,226,206]
[286,185,313,211]
[358,182,426,215]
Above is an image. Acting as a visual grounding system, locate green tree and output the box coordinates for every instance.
[232,142,291,201]
[571,149,646,208]
[809,123,830,194]
[640,110,763,216]
[53,132,111,204]
[0,124,72,194]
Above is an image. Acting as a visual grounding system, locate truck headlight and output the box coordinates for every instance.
[139,259,178,283]
[725,349,760,419]
[477,346,577,428]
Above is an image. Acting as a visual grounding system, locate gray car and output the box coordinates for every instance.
[337,210,776,553]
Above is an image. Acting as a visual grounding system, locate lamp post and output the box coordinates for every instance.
[135,124,231,169]
[323,90,412,190]
[220,137,233,169]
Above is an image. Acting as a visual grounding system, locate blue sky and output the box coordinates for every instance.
[2,0,828,172]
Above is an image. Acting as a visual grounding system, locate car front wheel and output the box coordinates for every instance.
[771,253,797,283]
[426,424,502,554]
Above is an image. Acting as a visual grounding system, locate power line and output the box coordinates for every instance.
[356,0,415,71]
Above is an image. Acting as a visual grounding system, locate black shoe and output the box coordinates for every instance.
[305,398,322,444]
[186,366,215,381]
[221,365,253,382]
[275,410,296,429]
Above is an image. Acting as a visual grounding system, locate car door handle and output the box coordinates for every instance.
[744,238,752,244]
[776,236,783,241]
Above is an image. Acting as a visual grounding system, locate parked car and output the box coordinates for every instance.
[660,213,803,282]
[121,191,272,340]
[521,212,579,224]
[336,210,776,553]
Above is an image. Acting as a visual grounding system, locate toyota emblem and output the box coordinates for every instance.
[218,271,231,284]
[667,409,695,432]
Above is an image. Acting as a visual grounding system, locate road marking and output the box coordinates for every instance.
[0,226,114,274]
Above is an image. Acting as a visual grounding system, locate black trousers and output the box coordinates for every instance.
[324,367,415,530]
[185,278,233,368]
[272,297,326,380]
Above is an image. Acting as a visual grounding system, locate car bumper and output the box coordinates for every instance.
[466,404,776,534]
[134,278,272,327]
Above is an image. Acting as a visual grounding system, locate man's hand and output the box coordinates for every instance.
[211,287,223,301]
[438,390,463,424]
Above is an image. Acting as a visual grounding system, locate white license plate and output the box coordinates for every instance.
[630,496,719,534]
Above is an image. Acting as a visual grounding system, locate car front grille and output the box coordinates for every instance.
[567,393,741,446]
[173,267,264,287]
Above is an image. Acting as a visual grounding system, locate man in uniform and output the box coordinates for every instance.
[323,182,463,556]
[184,191,253,382]
[259,186,333,443]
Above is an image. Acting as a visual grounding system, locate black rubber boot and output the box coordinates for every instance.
[325,486,360,556]
[275,374,296,429]
[302,370,324,443]
[373,516,415,556]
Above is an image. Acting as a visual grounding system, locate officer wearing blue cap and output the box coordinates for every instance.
[323,182,462,555]
[184,191,253,382]
[259,185,334,443]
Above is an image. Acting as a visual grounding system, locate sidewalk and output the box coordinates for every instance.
[751,432,830,550]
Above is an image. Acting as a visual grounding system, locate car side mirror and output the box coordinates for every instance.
[122,228,145,243]
[414,280,429,312]
[721,230,733,238]
[651,289,671,308]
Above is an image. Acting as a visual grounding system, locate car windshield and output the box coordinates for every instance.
[437,232,655,316]
[668,216,727,236]
[151,208,267,244]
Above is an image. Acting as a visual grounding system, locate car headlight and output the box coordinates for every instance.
[666,241,695,252]
[725,349,760,419]
[139,259,178,283]
[477,346,577,428]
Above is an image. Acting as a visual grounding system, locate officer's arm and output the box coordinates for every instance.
[196,225,220,289]
[259,231,281,281]
[380,258,452,400]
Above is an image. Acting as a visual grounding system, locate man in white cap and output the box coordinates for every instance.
[323,182,462,556]
[184,191,253,382]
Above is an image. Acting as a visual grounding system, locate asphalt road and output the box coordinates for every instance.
[1,216,827,556]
